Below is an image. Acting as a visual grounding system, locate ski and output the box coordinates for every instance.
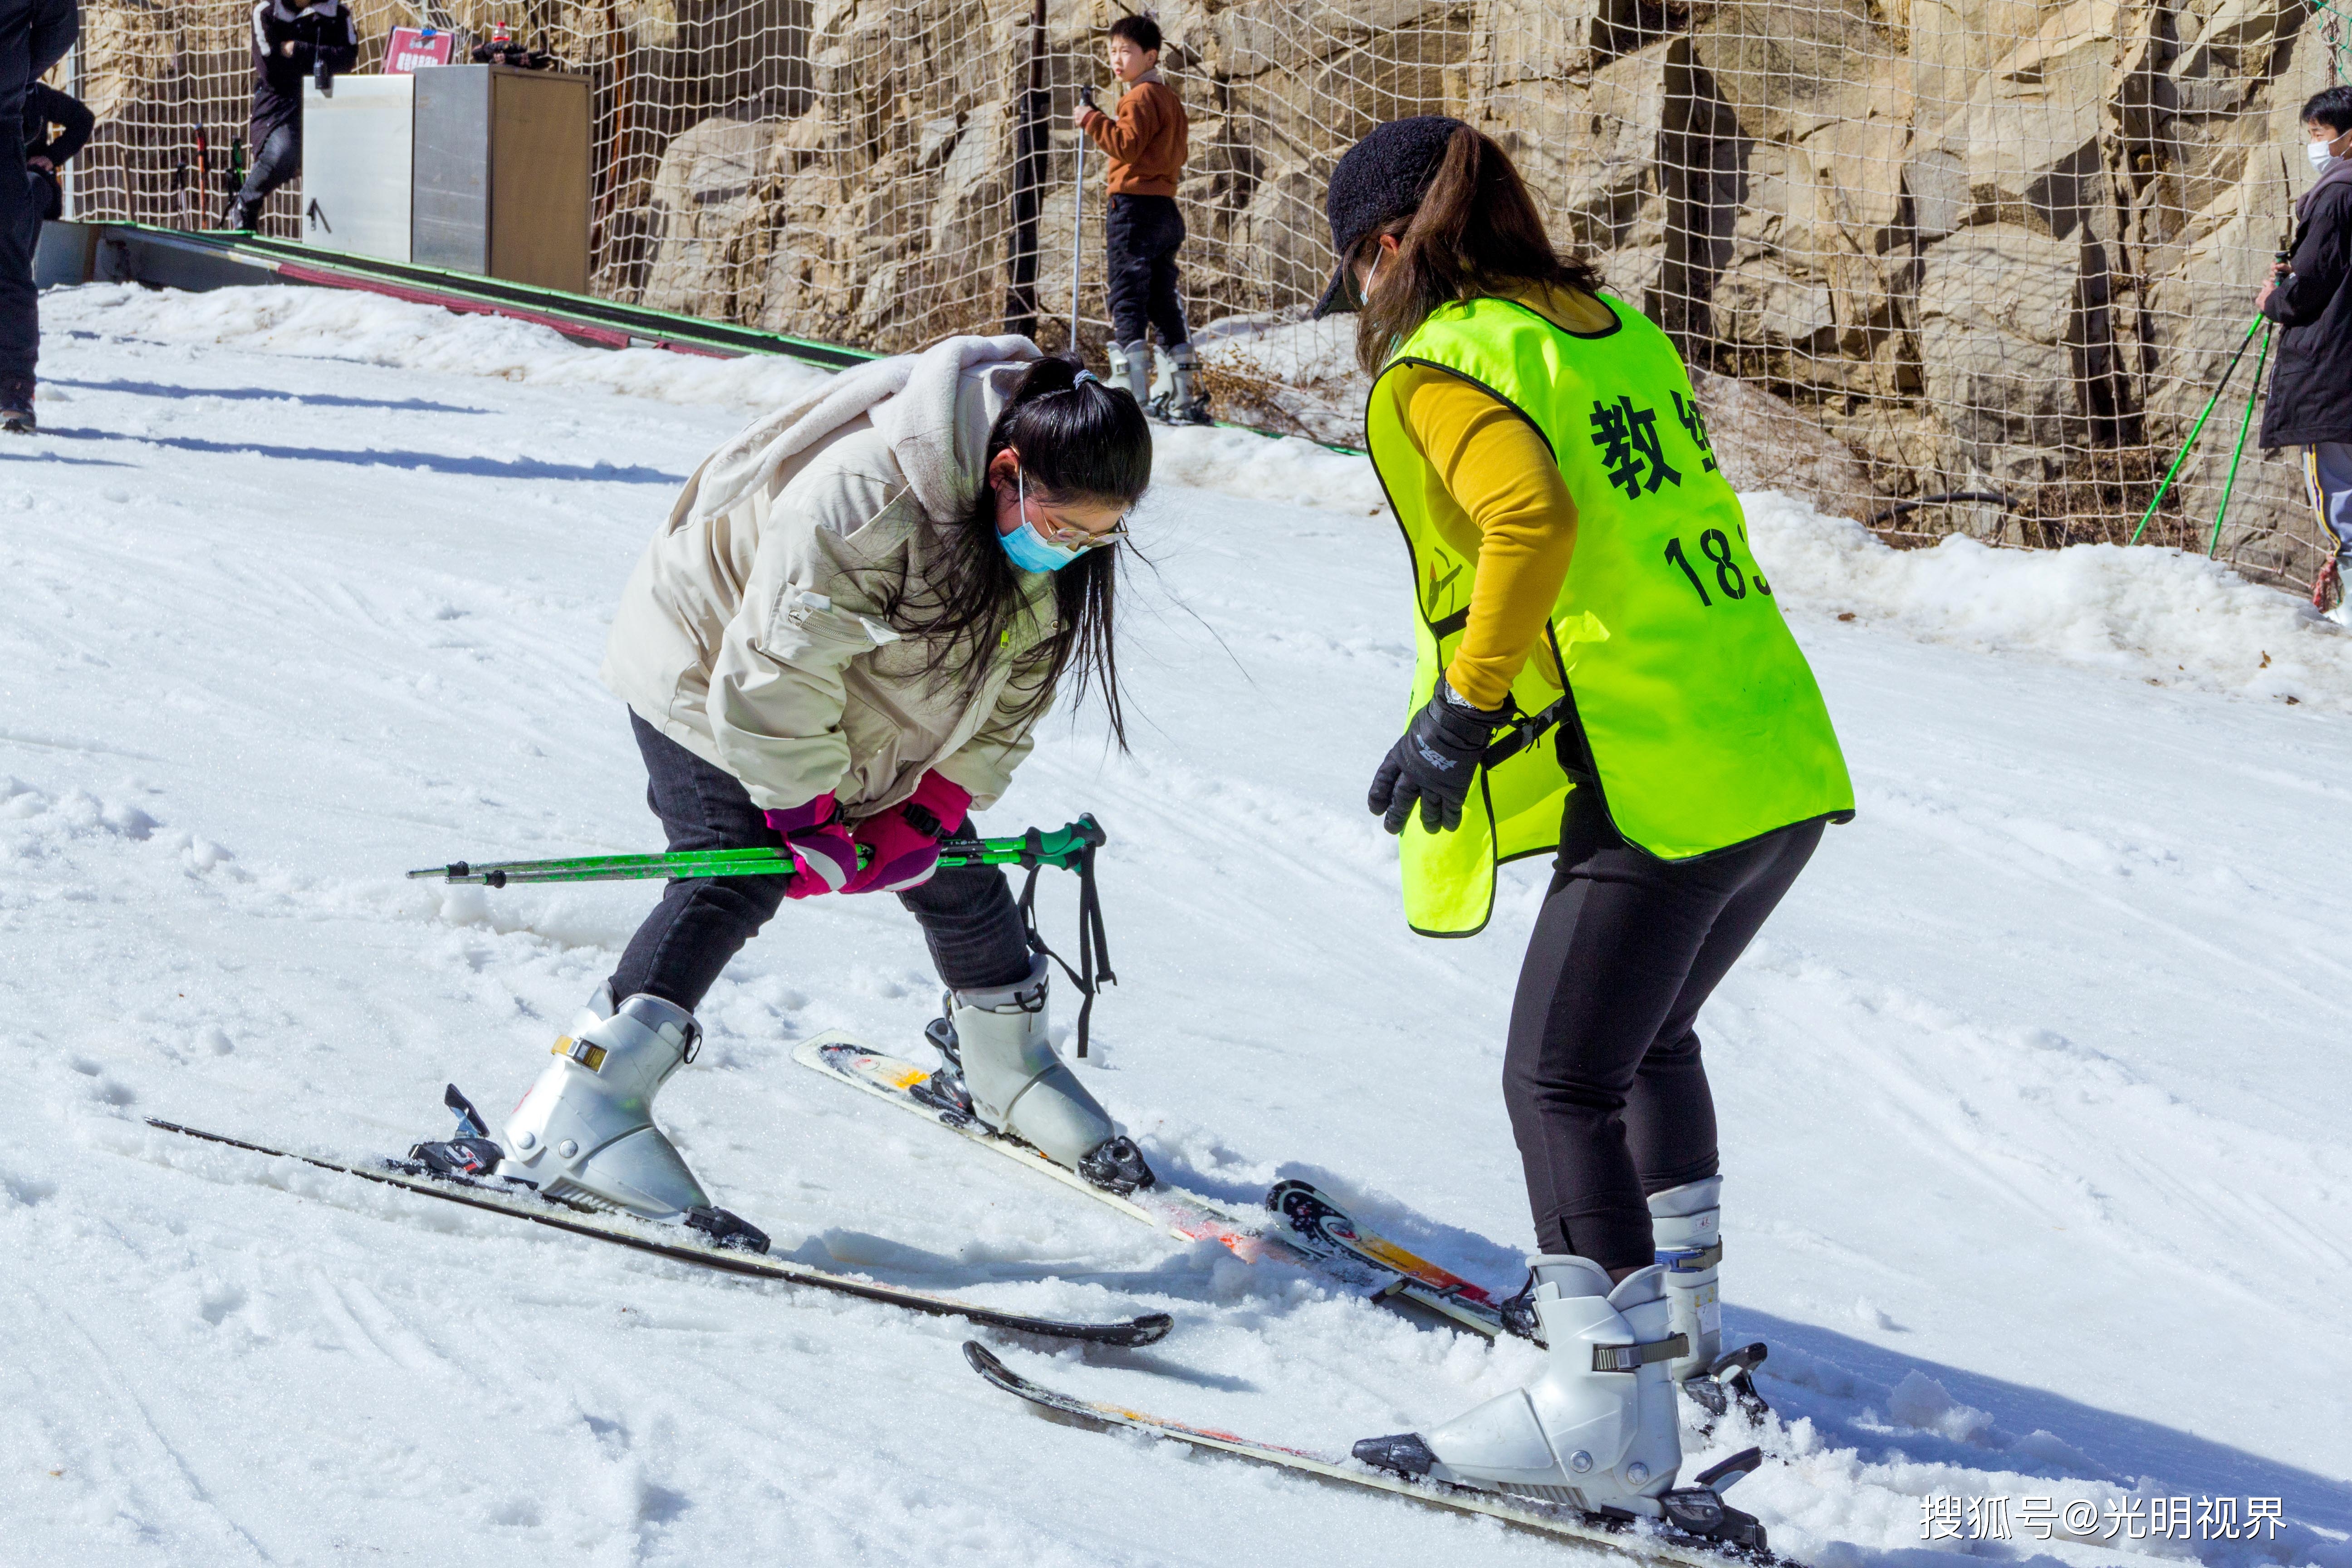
[963,1342,1785,1564]
[1263,1179,1512,1338]
[796,1033,1519,1339]
[142,1117,1174,1348]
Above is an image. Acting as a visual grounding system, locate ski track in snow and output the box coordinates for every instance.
[3,284,2347,1566]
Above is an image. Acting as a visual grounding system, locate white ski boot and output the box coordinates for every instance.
[1651,1177,1721,1382]
[1355,1255,1767,1545]
[1114,339,1156,406]
[915,956,1154,1194]
[1651,1177,1771,1421]
[1150,345,1211,425]
[480,987,766,1250]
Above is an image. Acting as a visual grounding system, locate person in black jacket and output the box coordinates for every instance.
[1,0,78,434]
[223,0,357,233]
[24,77,92,222]
[2259,85,2352,623]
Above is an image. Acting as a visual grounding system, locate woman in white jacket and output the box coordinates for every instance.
[426,340,1155,1247]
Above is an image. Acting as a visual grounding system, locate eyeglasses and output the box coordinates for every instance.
[1016,469,1130,551]
[1031,512,1130,551]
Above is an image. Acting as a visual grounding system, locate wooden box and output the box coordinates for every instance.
[412,66,590,293]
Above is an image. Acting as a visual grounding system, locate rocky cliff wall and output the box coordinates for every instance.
[627,0,2340,577]
[60,0,2347,580]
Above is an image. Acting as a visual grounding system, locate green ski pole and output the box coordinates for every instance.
[2131,313,2267,545]
[409,816,1109,887]
[2207,322,2271,559]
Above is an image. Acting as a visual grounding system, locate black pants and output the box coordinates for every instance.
[609,712,1035,1012]
[1105,193,1188,350]
[29,165,61,223]
[234,120,301,214]
[0,100,33,389]
[1503,794,1823,1274]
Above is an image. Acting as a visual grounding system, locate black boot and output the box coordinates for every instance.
[1,380,34,436]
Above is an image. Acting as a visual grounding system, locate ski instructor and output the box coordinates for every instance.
[1319,119,1853,1529]
[420,340,1156,1247]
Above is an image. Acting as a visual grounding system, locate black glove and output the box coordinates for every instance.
[1368,676,1508,835]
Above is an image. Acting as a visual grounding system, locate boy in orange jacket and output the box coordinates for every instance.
[1074,15,1206,422]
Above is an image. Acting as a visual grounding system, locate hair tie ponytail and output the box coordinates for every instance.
[990,357,1152,507]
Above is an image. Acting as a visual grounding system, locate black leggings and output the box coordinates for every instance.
[1504,794,1823,1273]
[609,712,1035,1012]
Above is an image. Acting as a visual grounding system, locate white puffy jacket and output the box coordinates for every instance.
[601,336,1059,818]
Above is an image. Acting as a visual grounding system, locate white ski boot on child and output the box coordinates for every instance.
[915,955,1154,1194]
[1150,345,1211,426]
[414,985,768,1251]
[1354,1255,1768,1547]
[1114,340,1155,406]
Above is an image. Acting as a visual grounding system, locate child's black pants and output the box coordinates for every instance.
[1105,194,1189,349]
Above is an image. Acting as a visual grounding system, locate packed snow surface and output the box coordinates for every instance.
[5,284,2348,1566]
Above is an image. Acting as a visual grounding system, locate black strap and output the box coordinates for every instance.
[1480,694,1563,767]
[1016,835,1117,1058]
[1474,689,1609,794]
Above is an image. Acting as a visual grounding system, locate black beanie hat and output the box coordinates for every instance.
[1311,115,1467,319]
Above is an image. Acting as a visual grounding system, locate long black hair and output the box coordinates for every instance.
[887,357,1152,750]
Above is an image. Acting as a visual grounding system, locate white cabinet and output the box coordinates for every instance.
[300,75,415,263]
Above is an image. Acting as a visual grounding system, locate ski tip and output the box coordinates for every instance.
[1261,1176,1311,1213]
[1107,1311,1175,1348]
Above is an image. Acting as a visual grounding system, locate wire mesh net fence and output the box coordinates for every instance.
[49,0,2351,586]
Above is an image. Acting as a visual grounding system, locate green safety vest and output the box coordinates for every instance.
[1365,294,1854,937]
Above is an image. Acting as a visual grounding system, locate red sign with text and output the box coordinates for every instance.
[385,28,456,72]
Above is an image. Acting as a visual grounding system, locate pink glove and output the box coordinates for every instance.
[764,793,857,899]
[842,773,972,894]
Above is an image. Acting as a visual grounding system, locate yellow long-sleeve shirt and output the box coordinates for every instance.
[1393,283,1616,711]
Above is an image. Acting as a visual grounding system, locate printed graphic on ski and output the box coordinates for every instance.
[143,1117,1173,1347]
[797,1032,1520,1338]
[963,1343,1787,1566]
[1263,1179,1512,1337]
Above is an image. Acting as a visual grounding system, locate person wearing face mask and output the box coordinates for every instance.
[412,342,1154,1247]
[1310,118,1852,1542]
[2259,86,2352,623]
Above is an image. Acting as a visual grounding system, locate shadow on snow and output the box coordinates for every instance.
[40,426,685,484]
[46,377,493,415]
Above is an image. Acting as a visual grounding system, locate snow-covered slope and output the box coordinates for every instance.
[4,285,2347,1566]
